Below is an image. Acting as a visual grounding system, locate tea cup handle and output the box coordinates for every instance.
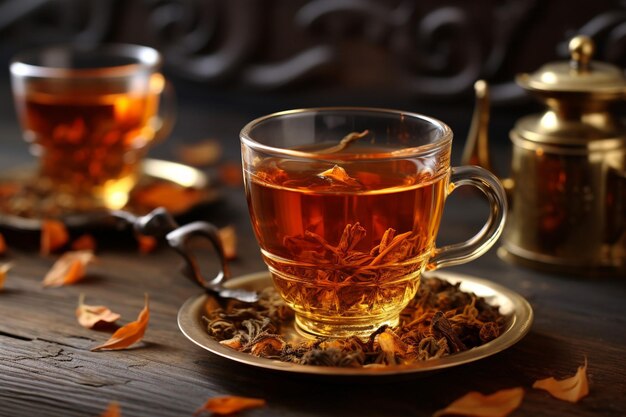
[427,166,507,270]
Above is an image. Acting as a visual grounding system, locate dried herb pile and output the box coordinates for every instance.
[203,277,505,368]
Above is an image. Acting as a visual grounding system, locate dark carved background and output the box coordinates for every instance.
[0,0,623,104]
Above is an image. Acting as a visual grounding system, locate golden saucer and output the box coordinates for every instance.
[0,159,219,230]
[177,270,533,377]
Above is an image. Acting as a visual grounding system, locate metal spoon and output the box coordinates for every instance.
[110,208,259,303]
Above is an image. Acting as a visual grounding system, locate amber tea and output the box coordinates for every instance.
[246,148,448,336]
[11,45,169,211]
[241,108,507,338]
[21,88,159,206]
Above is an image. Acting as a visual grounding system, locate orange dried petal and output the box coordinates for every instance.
[218,226,237,260]
[137,235,158,254]
[91,294,150,351]
[0,233,7,255]
[433,387,524,417]
[133,183,206,213]
[194,396,266,416]
[99,401,121,417]
[41,220,69,255]
[178,139,223,166]
[533,358,589,403]
[72,234,97,251]
[76,294,121,329]
[42,250,95,287]
[0,263,13,290]
[219,162,243,187]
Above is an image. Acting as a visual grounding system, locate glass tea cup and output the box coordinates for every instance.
[241,108,507,338]
[10,44,174,212]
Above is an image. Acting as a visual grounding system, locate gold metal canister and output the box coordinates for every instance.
[464,36,626,276]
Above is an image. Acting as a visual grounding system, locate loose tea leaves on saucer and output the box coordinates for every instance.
[202,277,505,367]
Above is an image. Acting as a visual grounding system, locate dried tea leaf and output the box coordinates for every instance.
[91,294,150,351]
[377,329,408,364]
[0,233,6,255]
[76,294,121,329]
[72,234,97,251]
[532,358,589,403]
[218,226,237,260]
[0,263,13,290]
[41,220,69,255]
[178,139,222,166]
[433,388,524,417]
[42,250,95,287]
[98,401,121,417]
[315,130,369,154]
[194,396,266,416]
[137,235,158,254]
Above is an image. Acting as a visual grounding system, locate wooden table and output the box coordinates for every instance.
[0,85,625,417]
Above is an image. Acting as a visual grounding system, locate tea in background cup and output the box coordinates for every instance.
[241,108,507,338]
[10,44,173,212]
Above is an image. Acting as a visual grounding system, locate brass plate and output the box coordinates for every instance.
[177,270,533,377]
[0,159,219,230]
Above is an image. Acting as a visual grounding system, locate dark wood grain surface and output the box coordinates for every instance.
[0,82,625,417]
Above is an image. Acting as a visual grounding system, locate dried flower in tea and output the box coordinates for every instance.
[72,234,97,251]
[91,294,149,351]
[41,220,69,255]
[98,402,121,417]
[0,263,12,290]
[433,387,524,417]
[194,396,266,416]
[76,294,121,329]
[42,250,95,287]
[532,358,589,403]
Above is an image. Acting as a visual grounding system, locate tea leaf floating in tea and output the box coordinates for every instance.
[194,396,266,416]
[433,387,524,417]
[532,358,589,403]
[317,165,362,188]
[203,277,505,368]
[315,130,370,154]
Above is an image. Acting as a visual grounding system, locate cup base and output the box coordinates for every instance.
[294,313,400,339]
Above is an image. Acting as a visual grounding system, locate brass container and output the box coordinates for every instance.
[463,36,626,276]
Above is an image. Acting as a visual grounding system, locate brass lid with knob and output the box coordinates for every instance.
[516,35,626,96]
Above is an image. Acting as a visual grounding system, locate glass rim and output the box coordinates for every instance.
[10,43,162,78]
[240,107,453,160]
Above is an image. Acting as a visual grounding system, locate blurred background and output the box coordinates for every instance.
[0,0,624,172]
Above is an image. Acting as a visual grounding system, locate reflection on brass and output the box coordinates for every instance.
[463,35,626,276]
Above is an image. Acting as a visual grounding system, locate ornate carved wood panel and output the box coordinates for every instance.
[0,0,623,103]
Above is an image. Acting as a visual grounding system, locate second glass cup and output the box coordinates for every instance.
[10,44,174,213]
[241,108,507,338]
